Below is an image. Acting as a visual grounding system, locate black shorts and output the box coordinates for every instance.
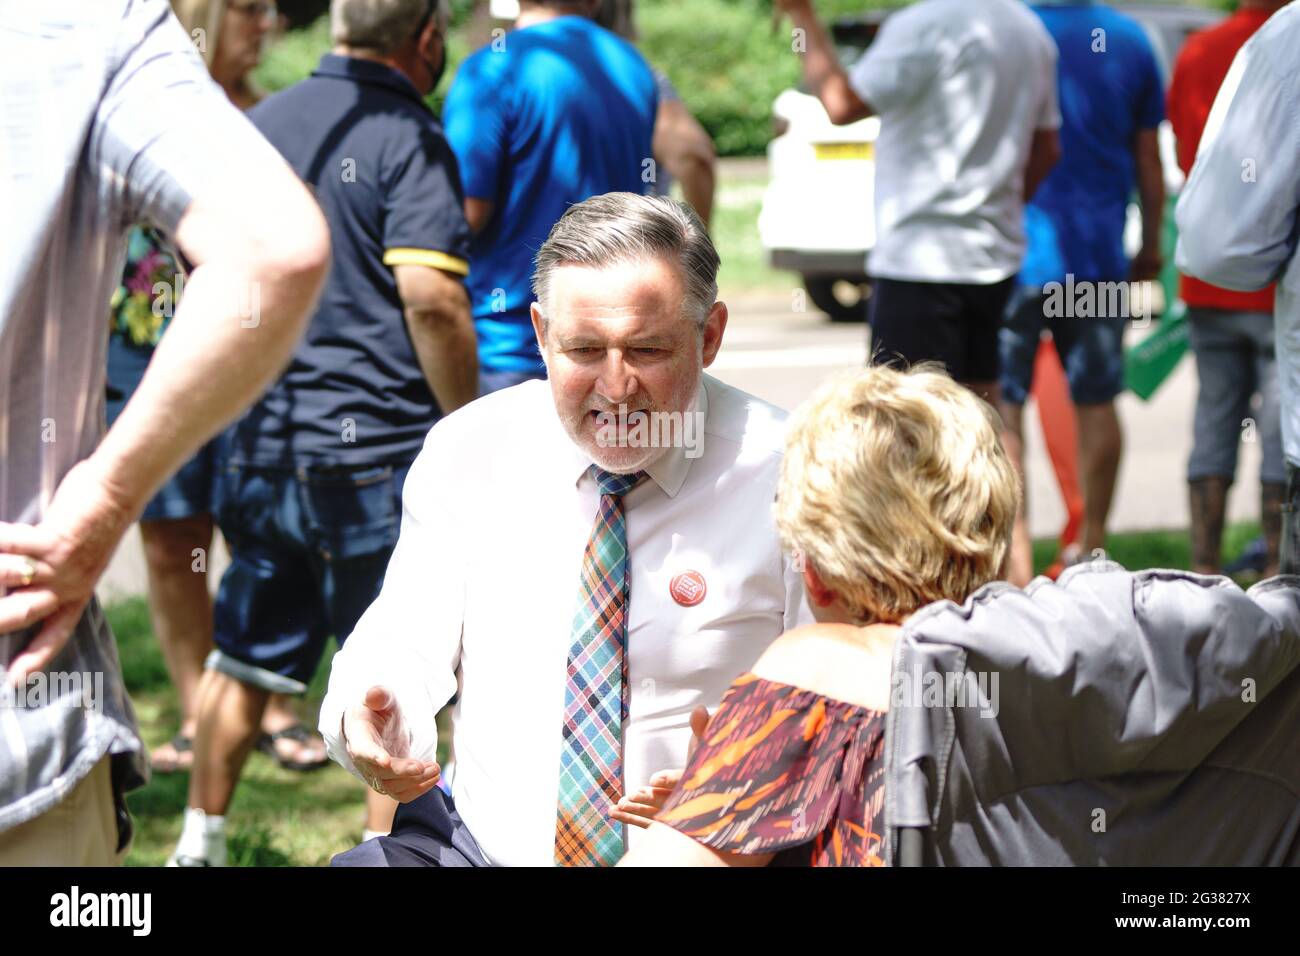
[868,276,1016,383]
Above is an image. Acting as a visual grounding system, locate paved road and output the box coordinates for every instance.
[710,292,1264,542]
[97,292,1263,601]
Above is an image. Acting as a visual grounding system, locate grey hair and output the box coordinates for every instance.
[330,0,448,55]
[532,193,720,334]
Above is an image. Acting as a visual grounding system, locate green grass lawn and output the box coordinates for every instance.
[111,521,1265,866]
[115,603,367,866]
[713,167,789,294]
[675,159,794,296]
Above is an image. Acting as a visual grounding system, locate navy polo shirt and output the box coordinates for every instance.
[232,54,472,467]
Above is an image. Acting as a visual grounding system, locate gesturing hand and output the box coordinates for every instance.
[343,685,441,803]
[611,705,711,829]
[1130,248,1164,284]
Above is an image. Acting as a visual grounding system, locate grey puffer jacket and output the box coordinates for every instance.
[884,563,1300,865]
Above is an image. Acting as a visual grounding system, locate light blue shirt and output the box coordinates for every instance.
[1175,3,1300,466]
[443,16,657,375]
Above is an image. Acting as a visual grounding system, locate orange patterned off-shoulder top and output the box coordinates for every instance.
[657,672,887,867]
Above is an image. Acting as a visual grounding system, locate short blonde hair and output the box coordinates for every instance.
[775,365,1019,623]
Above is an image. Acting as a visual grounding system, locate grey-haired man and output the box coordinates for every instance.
[320,192,812,866]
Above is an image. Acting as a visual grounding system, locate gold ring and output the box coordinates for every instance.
[17,558,37,588]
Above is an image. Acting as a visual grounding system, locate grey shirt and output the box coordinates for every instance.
[847,0,1060,284]
[1175,3,1300,468]
[0,0,284,830]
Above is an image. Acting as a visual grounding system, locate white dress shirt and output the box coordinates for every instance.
[320,374,812,865]
[848,0,1060,284]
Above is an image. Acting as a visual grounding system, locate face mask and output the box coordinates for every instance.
[411,0,445,97]
[419,42,447,95]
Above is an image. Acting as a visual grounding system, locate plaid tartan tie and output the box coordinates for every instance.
[554,466,645,866]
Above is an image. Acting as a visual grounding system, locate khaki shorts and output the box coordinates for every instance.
[0,757,128,866]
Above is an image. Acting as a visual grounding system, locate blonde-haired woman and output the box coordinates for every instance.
[172,0,272,108]
[106,0,329,777]
[620,365,1019,866]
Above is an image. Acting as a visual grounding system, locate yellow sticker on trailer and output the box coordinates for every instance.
[813,142,873,161]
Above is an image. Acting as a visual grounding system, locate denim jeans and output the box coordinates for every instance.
[1186,307,1286,484]
[999,285,1128,406]
[1283,464,1300,576]
[209,461,410,693]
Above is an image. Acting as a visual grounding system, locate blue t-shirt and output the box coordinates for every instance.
[234,55,472,466]
[443,16,657,374]
[1020,4,1165,286]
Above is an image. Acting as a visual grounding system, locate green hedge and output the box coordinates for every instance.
[637,0,905,156]
[252,8,475,113]
[253,13,329,94]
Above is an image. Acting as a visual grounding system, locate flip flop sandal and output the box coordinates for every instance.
[151,733,194,774]
[257,723,330,773]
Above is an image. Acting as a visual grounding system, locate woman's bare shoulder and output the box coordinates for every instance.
[750,623,899,712]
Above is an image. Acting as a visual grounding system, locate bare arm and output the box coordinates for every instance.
[394,264,478,413]
[1131,127,1165,280]
[653,99,717,228]
[465,197,495,235]
[778,0,875,126]
[1,164,329,679]
[1024,128,1062,202]
[619,821,772,867]
[104,181,330,509]
[1176,25,1300,291]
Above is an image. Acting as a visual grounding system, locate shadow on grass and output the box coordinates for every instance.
[110,600,363,866]
[228,825,293,868]
[122,757,368,867]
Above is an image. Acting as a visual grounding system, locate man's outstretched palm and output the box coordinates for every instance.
[343,685,442,803]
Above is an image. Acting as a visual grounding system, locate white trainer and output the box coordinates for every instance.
[166,807,227,867]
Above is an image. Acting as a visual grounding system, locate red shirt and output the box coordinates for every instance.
[1168,7,1277,312]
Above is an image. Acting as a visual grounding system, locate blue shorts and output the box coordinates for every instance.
[999,286,1128,407]
[107,336,219,522]
[209,461,410,693]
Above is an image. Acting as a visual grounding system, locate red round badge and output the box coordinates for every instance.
[669,570,707,607]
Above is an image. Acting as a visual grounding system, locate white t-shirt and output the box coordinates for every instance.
[849,0,1061,284]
